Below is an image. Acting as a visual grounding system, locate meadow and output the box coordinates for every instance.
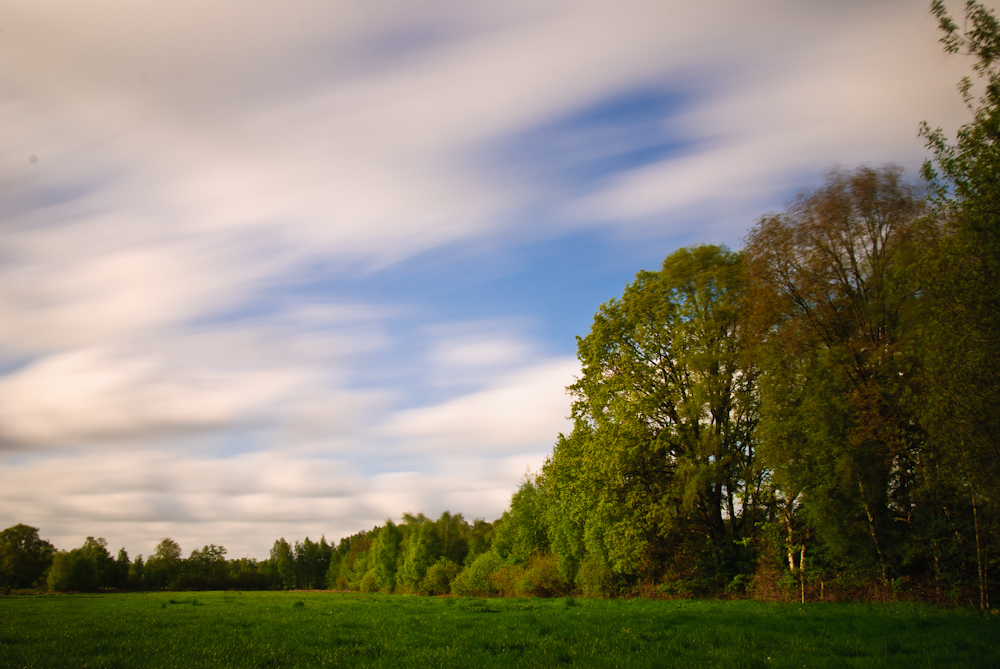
[0,592,997,668]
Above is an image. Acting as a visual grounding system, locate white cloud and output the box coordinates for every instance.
[0,444,544,556]
[0,303,390,448]
[0,316,569,554]
[0,348,289,446]
[576,1,972,233]
[383,358,577,453]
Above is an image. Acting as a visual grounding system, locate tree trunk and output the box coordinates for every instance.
[971,487,985,610]
[784,493,799,571]
[985,504,991,610]
[800,544,806,604]
[858,479,889,585]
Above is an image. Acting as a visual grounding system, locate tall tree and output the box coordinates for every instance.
[294,537,331,590]
[79,537,114,590]
[745,165,925,583]
[544,245,759,588]
[127,554,145,590]
[919,0,1000,608]
[398,514,436,589]
[492,476,550,566]
[369,522,402,592]
[145,538,183,590]
[114,548,131,590]
[269,538,296,589]
[47,549,98,592]
[185,544,229,590]
[47,536,113,592]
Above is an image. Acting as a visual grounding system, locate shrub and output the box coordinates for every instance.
[576,555,616,597]
[358,570,378,593]
[488,563,526,597]
[451,551,503,597]
[517,553,570,597]
[419,559,460,596]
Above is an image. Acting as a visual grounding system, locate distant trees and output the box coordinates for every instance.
[178,544,229,590]
[322,513,493,595]
[295,537,333,590]
[268,538,296,588]
[145,538,183,590]
[266,536,333,590]
[46,537,115,592]
[0,524,54,591]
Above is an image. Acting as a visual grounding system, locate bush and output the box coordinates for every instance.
[517,553,570,597]
[419,559,460,595]
[576,555,616,597]
[358,570,378,593]
[488,563,526,597]
[451,551,503,597]
[482,553,570,597]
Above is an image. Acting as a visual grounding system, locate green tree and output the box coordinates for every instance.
[918,0,1000,608]
[398,514,436,590]
[269,538,296,589]
[127,554,145,590]
[492,475,550,565]
[745,165,926,585]
[114,548,131,590]
[544,245,759,589]
[45,536,113,592]
[145,538,183,590]
[79,537,114,590]
[327,531,367,590]
[47,550,97,592]
[183,544,229,590]
[369,521,402,592]
[419,557,461,595]
[329,531,374,591]
[462,518,495,565]
[433,511,469,567]
[294,537,332,590]
[230,557,269,590]
[0,524,54,591]
[450,550,504,597]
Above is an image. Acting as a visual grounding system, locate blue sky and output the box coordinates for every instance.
[0,0,979,558]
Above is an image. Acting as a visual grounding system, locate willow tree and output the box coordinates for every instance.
[745,165,925,584]
[544,245,760,589]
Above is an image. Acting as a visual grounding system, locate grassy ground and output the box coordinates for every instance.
[1,591,996,668]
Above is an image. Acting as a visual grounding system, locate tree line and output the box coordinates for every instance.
[0,512,495,595]
[2,1,997,606]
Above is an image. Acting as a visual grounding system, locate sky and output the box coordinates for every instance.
[0,0,980,559]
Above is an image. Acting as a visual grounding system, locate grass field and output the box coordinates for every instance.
[1,591,997,668]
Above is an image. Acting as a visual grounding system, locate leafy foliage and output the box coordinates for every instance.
[0,524,54,591]
[543,245,760,588]
[917,0,1000,610]
[745,165,926,583]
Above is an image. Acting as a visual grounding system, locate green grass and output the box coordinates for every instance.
[1,592,996,668]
